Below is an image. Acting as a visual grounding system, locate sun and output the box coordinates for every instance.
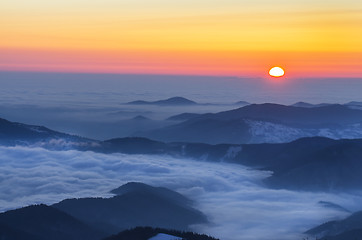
[269,66,285,77]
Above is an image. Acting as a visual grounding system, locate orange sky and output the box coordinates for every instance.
[1,0,362,78]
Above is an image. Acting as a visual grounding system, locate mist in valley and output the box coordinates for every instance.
[0,145,361,240]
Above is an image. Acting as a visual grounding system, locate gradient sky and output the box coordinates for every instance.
[1,0,362,77]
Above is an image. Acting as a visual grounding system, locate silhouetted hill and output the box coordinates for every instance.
[127,97,197,106]
[104,227,219,240]
[306,211,362,239]
[110,182,191,206]
[0,204,105,240]
[53,182,207,234]
[0,183,209,240]
[291,101,316,108]
[291,102,332,108]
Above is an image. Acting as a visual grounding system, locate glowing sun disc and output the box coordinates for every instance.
[269,67,285,77]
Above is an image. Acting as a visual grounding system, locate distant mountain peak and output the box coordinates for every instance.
[110,182,153,195]
[291,102,335,108]
[161,96,195,103]
[291,101,316,108]
[127,97,197,106]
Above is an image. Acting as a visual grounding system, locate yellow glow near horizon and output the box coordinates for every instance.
[1,0,362,77]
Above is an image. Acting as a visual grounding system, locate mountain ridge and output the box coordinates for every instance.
[0,183,208,240]
[136,103,362,144]
[306,211,362,239]
[2,116,362,191]
[52,182,207,234]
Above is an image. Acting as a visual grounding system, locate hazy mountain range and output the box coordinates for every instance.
[101,136,362,191]
[126,97,251,107]
[2,115,362,192]
[125,96,362,110]
[291,101,362,110]
[136,103,362,144]
[2,100,362,239]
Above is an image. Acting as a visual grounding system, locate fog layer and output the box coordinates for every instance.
[1,146,361,240]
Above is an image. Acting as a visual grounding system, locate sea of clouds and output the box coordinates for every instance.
[1,145,362,240]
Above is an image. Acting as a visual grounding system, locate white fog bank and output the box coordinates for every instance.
[0,146,361,240]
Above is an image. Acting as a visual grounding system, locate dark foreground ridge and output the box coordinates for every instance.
[0,182,208,240]
[53,182,207,234]
[0,204,105,240]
